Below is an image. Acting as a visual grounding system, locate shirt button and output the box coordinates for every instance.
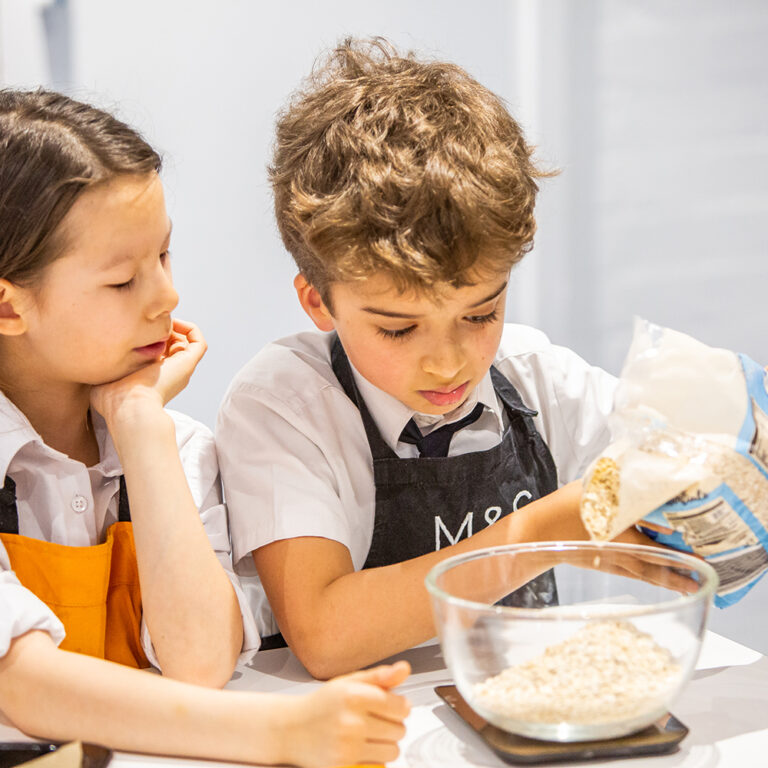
[71,494,89,513]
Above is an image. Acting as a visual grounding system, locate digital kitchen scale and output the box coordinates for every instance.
[435,685,688,764]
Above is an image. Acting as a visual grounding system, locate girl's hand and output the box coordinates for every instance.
[281,661,411,768]
[91,319,206,429]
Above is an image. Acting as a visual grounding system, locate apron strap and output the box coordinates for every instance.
[0,476,19,535]
[489,366,538,417]
[490,367,558,487]
[0,475,131,534]
[118,476,131,522]
[330,333,399,460]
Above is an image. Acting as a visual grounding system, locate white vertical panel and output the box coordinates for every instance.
[505,0,603,367]
[0,0,52,86]
[507,0,542,329]
[595,0,768,372]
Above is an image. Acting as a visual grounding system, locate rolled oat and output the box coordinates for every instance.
[472,620,681,725]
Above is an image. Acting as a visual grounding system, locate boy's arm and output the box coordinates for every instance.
[254,482,654,679]
[0,630,409,768]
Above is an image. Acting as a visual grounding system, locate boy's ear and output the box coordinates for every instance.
[294,274,335,332]
[0,280,29,336]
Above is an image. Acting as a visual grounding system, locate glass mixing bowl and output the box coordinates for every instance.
[426,542,718,742]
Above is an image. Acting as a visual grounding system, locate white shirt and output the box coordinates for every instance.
[217,324,617,636]
[0,393,260,663]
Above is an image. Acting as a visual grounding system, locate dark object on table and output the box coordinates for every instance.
[0,743,111,768]
[435,685,688,764]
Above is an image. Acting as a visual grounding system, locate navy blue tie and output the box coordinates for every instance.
[399,402,485,458]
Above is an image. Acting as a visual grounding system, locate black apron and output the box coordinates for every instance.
[259,336,561,649]
[330,335,559,607]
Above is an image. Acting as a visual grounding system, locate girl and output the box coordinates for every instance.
[0,89,409,768]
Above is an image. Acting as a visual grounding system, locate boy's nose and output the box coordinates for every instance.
[421,340,466,380]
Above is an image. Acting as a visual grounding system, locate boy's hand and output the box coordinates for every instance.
[282,661,410,768]
[584,526,699,593]
[91,319,206,430]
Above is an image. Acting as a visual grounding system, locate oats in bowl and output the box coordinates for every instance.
[473,620,682,726]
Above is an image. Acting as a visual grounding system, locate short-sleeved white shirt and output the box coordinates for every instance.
[217,324,617,636]
[0,393,260,663]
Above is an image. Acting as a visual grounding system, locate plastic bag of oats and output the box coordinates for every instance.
[581,318,768,607]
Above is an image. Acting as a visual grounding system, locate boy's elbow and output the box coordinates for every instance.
[289,632,359,680]
[299,653,340,681]
[298,653,348,681]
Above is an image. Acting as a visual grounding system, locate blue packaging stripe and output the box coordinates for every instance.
[640,354,768,608]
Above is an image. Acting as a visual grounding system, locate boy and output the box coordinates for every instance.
[217,38,647,679]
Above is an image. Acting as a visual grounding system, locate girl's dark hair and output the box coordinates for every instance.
[0,89,161,285]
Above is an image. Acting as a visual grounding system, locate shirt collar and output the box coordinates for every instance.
[348,362,504,452]
[0,390,122,482]
[0,392,41,483]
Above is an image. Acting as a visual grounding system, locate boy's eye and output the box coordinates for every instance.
[377,325,416,340]
[466,309,499,326]
[160,249,171,263]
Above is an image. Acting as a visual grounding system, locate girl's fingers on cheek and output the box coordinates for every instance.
[171,317,192,331]
[165,331,183,352]
[165,330,191,352]
[185,325,205,345]
[171,317,200,339]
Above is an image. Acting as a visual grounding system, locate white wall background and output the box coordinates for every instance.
[2,0,767,651]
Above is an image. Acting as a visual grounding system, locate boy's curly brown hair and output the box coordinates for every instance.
[270,38,550,303]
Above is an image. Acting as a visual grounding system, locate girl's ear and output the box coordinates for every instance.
[0,280,29,336]
[293,273,335,332]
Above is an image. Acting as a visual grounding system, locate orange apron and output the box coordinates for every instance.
[0,477,149,668]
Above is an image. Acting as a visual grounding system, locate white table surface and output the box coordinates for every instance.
[2,631,767,767]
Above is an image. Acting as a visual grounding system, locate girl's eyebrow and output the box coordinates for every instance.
[101,251,135,271]
[101,221,173,271]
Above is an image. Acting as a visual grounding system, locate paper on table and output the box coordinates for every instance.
[23,743,82,768]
